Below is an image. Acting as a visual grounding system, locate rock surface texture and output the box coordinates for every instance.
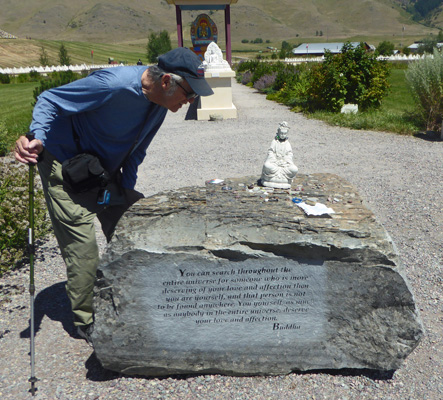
[92,173,423,376]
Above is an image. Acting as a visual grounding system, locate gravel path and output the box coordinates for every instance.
[1,81,442,399]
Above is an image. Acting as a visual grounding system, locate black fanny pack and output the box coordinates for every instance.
[62,153,111,193]
[62,110,152,199]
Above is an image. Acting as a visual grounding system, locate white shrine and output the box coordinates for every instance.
[198,42,237,120]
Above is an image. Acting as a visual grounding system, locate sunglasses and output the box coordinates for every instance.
[175,80,198,100]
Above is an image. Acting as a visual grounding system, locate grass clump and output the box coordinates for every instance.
[307,109,420,135]
[0,162,51,277]
[405,48,443,132]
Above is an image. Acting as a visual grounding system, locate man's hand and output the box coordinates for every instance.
[14,135,43,164]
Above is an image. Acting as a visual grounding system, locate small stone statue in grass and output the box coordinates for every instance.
[261,121,298,189]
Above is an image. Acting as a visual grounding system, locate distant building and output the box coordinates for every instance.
[408,42,443,53]
[292,42,373,56]
[407,43,420,53]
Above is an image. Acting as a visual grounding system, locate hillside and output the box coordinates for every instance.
[0,0,441,45]
[393,0,443,25]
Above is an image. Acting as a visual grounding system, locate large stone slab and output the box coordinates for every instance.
[92,173,423,376]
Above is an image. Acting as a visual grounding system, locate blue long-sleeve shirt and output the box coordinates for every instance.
[30,66,168,189]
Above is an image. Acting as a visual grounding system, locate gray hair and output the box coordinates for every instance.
[148,65,184,95]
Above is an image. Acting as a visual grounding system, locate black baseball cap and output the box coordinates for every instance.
[158,47,213,97]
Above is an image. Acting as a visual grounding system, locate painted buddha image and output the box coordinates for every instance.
[197,21,211,39]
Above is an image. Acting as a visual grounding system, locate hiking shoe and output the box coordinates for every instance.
[76,324,94,347]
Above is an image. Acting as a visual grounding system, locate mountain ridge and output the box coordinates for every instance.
[0,0,440,45]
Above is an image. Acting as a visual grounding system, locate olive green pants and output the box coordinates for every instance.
[38,150,143,326]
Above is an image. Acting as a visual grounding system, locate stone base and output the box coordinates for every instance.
[92,174,423,377]
[197,70,237,121]
[261,180,292,189]
[197,104,238,121]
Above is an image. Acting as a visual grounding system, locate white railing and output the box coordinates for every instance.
[0,63,124,75]
[0,54,432,75]
[284,53,431,64]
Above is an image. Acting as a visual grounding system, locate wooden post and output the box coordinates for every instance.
[176,5,183,48]
[225,5,232,65]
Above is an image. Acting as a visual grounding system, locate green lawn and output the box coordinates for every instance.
[0,82,35,150]
[382,67,415,113]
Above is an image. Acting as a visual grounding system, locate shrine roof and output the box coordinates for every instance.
[166,0,238,10]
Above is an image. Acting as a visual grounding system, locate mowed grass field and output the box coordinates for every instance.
[0,82,35,149]
[0,39,149,68]
[36,39,148,66]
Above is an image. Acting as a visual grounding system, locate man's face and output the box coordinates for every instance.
[164,78,196,113]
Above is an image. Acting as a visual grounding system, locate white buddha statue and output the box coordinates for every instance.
[261,121,298,189]
[202,42,231,71]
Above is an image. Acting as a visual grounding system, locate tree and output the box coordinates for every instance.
[279,41,293,59]
[402,46,411,56]
[147,30,172,63]
[58,43,71,66]
[376,41,395,56]
[418,36,439,54]
[414,0,441,18]
[281,41,292,52]
[39,47,50,66]
[305,42,390,112]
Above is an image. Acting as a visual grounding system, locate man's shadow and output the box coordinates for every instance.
[413,131,442,141]
[20,281,76,339]
[185,97,199,120]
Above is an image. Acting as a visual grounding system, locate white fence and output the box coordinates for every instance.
[0,53,432,75]
[0,63,124,75]
[284,53,432,64]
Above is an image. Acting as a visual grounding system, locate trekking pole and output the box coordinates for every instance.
[28,164,38,396]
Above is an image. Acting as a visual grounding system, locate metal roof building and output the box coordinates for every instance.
[408,42,443,53]
[292,42,372,56]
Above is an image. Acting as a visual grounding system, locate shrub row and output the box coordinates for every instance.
[33,70,82,104]
[1,70,42,85]
[236,60,307,92]
[236,43,391,113]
